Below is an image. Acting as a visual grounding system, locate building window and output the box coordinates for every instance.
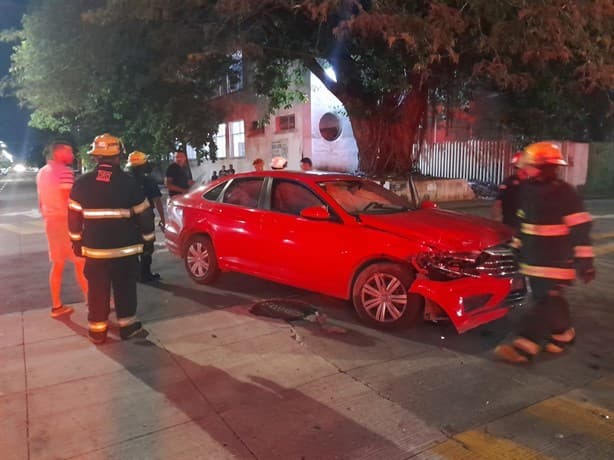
[215,123,227,159]
[276,114,295,132]
[319,112,342,141]
[229,120,245,158]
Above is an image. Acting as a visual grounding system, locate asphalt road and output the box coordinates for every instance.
[1,170,614,457]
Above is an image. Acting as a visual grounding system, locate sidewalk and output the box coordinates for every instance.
[2,298,613,460]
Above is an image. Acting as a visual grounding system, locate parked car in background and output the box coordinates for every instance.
[165,171,525,333]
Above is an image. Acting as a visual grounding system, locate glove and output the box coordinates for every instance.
[143,241,154,256]
[575,258,596,284]
[72,241,83,258]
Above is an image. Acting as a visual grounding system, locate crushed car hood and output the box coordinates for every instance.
[359,209,512,252]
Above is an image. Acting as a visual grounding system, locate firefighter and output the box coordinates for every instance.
[68,133,155,344]
[127,151,165,282]
[493,152,527,230]
[494,142,595,363]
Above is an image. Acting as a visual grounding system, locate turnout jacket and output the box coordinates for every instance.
[68,162,155,259]
[516,178,593,281]
[497,173,522,229]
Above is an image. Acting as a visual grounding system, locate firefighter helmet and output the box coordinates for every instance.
[88,133,123,156]
[128,151,148,167]
[521,142,567,167]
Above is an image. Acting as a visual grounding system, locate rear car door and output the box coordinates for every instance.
[213,177,265,272]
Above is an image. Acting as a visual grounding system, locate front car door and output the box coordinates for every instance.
[259,178,356,297]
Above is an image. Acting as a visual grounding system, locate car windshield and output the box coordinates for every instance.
[318,179,411,215]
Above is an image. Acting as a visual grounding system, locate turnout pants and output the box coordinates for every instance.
[140,253,153,278]
[517,276,572,344]
[84,256,139,326]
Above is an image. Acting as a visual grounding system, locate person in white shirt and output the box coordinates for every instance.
[36,141,88,317]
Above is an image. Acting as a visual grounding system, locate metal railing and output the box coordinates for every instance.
[414,140,516,185]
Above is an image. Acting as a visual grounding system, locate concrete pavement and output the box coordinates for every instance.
[2,173,614,459]
[2,282,614,459]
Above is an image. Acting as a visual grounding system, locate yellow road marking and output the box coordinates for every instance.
[426,429,552,459]
[526,396,614,442]
[595,242,614,256]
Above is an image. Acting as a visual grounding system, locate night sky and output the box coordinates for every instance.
[0,0,29,160]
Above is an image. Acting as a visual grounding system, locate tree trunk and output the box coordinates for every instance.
[347,84,428,178]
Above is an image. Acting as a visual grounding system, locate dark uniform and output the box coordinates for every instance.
[495,142,595,363]
[130,165,162,281]
[69,159,155,342]
[515,178,593,347]
[497,173,522,229]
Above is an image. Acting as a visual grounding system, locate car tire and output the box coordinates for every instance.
[184,235,220,284]
[352,262,423,330]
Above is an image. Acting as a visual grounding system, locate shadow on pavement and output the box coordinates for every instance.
[55,317,413,459]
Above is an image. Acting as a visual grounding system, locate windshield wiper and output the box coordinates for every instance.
[362,202,408,213]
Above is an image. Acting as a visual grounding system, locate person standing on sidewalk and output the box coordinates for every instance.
[68,133,155,344]
[127,151,165,283]
[36,140,88,318]
[165,150,194,197]
[494,142,595,363]
[493,152,527,230]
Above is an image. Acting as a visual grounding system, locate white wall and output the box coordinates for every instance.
[309,74,358,173]
[560,141,589,186]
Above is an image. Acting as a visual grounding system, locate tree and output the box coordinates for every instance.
[5,1,613,175]
[2,0,234,161]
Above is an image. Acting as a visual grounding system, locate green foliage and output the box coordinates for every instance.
[3,0,612,175]
[3,0,233,161]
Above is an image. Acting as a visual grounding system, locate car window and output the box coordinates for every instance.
[319,179,410,215]
[222,178,264,208]
[271,179,325,215]
[203,182,226,202]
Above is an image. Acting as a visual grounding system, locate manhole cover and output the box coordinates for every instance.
[249,299,318,321]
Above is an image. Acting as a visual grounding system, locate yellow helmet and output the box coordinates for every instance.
[88,133,123,156]
[128,151,148,167]
[521,142,567,167]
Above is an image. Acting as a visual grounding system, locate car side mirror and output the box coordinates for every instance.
[420,200,438,209]
[300,205,331,220]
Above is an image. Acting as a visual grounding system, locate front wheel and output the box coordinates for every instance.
[352,263,423,330]
[184,235,220,284]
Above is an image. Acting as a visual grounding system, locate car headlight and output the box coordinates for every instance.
[415,250,481,279]
[415,246,519,280]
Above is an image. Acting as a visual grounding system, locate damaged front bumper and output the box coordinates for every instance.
[409,274,526,334]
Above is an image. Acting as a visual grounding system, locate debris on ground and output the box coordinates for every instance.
[249,299,348,334]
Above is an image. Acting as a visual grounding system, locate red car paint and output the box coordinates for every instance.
[166,171,524,333]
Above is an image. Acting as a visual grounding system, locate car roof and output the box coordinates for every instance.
[224,170,359,184]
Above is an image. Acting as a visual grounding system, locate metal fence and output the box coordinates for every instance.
[414,140,516,185]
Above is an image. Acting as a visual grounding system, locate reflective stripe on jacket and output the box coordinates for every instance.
[68,163,155,258]
[516,179,592,281]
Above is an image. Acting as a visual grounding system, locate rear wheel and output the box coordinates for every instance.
[184,235,220,284]
[352,262,423,330]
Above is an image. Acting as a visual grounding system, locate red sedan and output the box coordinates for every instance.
[165,171,525,333]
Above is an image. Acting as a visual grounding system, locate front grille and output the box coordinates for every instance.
[475,246,519,277]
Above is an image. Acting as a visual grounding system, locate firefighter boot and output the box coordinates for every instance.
[88,321,108,345]
[494,337,541,364]
[544,328,576,353]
